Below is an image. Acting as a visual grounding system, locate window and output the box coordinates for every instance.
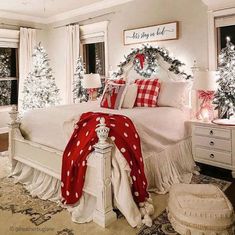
[0,48,18,106]
[208,9,235,69]
[0,29,19,107]
[80,21,109,96]
[83,42,105,76]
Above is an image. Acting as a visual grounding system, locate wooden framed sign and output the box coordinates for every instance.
[124,21,179,45]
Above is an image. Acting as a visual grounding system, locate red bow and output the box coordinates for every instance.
[196,90,215,120]
[198,90,214,102]
[135,54,145,69]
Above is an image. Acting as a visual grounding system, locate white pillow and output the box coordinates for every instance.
[122,84,138,109]
[158,81,192,109]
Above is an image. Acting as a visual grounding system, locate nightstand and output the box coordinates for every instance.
[191,120,235,178]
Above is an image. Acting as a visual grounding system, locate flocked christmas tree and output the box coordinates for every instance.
[213,37,235,119]
[0,49,11,106]
[73,56,88,103]
[22,43,60,111]
[95,50,105,98]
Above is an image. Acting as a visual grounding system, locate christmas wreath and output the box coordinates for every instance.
[114,45,192,79]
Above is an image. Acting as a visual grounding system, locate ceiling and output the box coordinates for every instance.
[0,0,101,18]
[0,0,133,24]
[202,0,235,10]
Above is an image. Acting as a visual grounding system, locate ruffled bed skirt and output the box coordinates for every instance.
[144,137,196,194]
[10,137,195,226]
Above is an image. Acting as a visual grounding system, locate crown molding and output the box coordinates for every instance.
[202,0,235,10]
[0,0,134,25]
[46,0,134,23]
[0,10,47,24]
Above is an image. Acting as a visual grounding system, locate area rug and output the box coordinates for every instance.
[138,174,232,235]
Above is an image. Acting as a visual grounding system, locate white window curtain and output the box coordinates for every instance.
[66,24,80,104]
[18,27,36,110]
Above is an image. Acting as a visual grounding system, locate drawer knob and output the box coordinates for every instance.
[210,130,213,135]
[209,141,214,146]
[210,154,215,158]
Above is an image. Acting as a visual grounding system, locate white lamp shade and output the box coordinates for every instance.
[83,74,101,89]
[193,71,218,91]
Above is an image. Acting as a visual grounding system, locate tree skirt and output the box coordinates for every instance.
[138,174,232,235]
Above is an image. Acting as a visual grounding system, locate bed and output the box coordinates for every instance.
[8,46,196,228]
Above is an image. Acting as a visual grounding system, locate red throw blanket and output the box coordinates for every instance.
[61,112,149,205]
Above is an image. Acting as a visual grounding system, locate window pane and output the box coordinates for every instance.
[83,42,105,76]
[219,25,235,49]
[0,47,18,106]
[0,48,17,78]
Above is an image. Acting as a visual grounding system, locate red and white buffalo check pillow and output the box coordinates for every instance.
[134,79,161,107]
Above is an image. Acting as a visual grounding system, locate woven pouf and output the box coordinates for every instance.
[167,184,235,235]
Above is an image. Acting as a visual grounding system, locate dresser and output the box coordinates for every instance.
[191,120,235,178]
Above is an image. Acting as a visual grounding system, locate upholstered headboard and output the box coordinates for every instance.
[114,45,194,108]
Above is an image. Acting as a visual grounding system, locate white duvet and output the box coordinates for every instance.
[21,101,191,153]
[19,101,195,227]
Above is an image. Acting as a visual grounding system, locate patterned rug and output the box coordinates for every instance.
[0,156,232,235]
[138,174,232,235]
[0,177,64,226]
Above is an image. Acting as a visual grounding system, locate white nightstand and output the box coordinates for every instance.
[191,120,235,178]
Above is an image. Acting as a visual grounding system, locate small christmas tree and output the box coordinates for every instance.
[213,37,235,118]
[73,56,88,103]
[0,50,11,106]
[22,43,60,111]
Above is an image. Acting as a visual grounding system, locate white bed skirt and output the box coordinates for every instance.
[144,137,195,194]
[10,137,195,226]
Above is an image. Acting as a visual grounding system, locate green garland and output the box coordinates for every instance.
[114,44,192,80]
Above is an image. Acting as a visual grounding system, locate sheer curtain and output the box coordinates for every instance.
[18,27,36,110]
[66,24,80,104]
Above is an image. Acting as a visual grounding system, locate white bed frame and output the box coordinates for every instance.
[8,55,194,228]
[8,105,116,228]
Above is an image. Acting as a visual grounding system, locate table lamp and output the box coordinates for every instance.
[83,74,102,101]
[193,71,218,122]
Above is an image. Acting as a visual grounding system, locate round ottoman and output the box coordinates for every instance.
[167,184,235,235]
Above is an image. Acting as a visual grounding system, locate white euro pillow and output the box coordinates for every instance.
[158,81,192,109]
[122,84,138,109]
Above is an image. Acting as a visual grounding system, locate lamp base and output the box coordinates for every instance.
[196,90,214,122]
[88,89,98,101]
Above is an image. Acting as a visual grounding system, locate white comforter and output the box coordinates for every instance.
[21,101,191,153]
[19,101,194,227]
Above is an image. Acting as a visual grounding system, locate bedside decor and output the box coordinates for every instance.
[83,73,101,101]
[168,184,235,235]
[124,22,178,45]
[193,70,217,122]
[191,120,235,178]
[213,37,235,119]
[212,118,235,126]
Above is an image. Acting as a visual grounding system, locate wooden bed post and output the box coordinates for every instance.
[8,105,21,169]
[93,117,117,227]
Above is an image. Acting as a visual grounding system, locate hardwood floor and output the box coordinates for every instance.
[0,133,8,152]
[0,134,234,208]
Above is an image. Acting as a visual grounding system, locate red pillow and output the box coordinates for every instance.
[106,79,126,85]
[134,79,161,107]
[100,83,126,109]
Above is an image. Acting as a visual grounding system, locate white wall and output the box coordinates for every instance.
[0,0,209,129]
[46,0,208,103]
[46,27,67,104]
[108,0,208,70]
